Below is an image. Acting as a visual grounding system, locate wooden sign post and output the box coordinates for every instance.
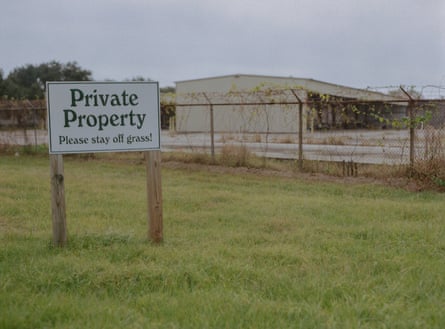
[145,150,163,243]
[50,154,67,247]
[47,81,162,246]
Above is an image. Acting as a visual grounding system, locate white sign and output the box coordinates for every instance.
[47,81,160,154]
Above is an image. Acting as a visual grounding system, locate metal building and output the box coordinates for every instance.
[175,74,401,133]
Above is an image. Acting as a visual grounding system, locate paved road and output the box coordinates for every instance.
[160,131,411,165]
[1,129,411,165]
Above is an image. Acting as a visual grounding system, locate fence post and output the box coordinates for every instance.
[210,104,215,161]
[203,93,215,162]
[409,101,415,166]
[400,87,416,167]
[298,101,303,170]
[291,89,304,170]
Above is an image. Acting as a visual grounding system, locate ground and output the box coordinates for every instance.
[161,160,421,192]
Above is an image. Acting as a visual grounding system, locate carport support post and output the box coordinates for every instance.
[145,150,163,243]
[50,154,67,247]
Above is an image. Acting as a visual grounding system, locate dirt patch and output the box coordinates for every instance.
[161,160,419,191]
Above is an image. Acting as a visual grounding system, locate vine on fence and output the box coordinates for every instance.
[2,83,444,188]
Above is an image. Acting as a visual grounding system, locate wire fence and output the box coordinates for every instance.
[1,89,444,178]
[0,100,47,149]
[173,88,445,176]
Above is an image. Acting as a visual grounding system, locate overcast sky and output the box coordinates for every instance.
[1,0,444,91]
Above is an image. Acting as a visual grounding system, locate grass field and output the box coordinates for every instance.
[1,154,445,328]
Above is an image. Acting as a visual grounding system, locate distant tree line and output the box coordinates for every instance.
[0,60,176,129]
[0,61,92,99]
[0,60,175,100]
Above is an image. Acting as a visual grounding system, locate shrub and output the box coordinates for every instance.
[410,158,445,191]
[219,144,251,167]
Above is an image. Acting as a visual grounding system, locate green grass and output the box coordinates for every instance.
[1,154,445,328]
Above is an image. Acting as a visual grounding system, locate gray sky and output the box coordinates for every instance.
[1,0,444,90]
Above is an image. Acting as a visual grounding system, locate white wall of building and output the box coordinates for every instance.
[176,104,300,133]
[175,74,395,133]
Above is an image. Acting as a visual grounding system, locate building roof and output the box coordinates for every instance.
[176,74,399,102]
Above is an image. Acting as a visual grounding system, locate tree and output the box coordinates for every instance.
[4,61,92,99]
[0,69,5,97]
[387,86,422,100]
[160,86,175,94]
[126,76,153,82]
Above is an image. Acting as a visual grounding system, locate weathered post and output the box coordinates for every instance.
[50,154,67,247]
[210,104,215,161]
[291,89,304,170]
[298,101,303,170]
[409,101,415,166]
[145,150,163,243]
[203,93,215,162]
[400,87,416,167]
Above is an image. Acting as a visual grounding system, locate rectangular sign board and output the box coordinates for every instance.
[47,81,160,154]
